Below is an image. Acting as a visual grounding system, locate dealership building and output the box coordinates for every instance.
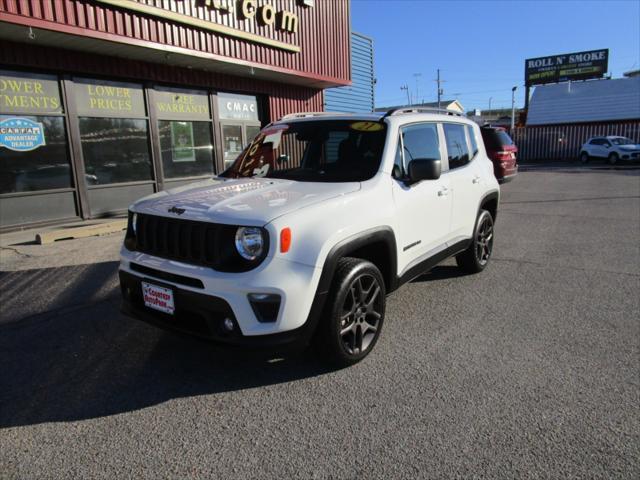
[0,0,353,230]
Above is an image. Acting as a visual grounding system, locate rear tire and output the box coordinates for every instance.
[456,209,494,274]
[580,152,589,164]
[608,153,619,165]
[315,257,385,368]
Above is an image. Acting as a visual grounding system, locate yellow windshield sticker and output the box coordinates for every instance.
[350,121,384,132]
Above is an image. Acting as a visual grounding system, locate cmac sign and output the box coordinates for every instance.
[525,49,609,86]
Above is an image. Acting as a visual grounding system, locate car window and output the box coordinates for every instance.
[399,123,440,171]
[467,125,479,158]
[589,138,600,145]
[443,123,470,169]
[481,128,513,151]
[611,137,633,145]
[603,139,611,146]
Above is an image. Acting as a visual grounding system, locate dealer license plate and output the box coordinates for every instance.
[142,282,175,315]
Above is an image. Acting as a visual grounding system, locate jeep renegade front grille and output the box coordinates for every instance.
[128,213,268,272]
[134,213,224,268]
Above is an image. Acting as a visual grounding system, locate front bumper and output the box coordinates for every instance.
[120,270,327,348]
[118,246,325,345]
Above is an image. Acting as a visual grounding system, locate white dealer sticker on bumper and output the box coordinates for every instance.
[142,282,175,315]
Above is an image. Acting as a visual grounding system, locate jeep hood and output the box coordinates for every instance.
[131,177,360,225]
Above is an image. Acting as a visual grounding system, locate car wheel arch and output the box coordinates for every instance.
[317,227,398,296]
[479,190,499,222]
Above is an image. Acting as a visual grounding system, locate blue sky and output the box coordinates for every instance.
[351,0,640,111]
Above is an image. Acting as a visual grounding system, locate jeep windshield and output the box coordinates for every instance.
[221,120,387,182]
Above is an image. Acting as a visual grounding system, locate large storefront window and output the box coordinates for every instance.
[0,71,73,194]
[152,87,213,180]
[79,117,151,185]
[73,79,152,186]
[0,115,72,193]
[158,121,213,179]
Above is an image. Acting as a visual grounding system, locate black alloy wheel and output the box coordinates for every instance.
[315,257,385,367]
[456,209,494,274]
[339,273,383,356]
[475,211,494,267]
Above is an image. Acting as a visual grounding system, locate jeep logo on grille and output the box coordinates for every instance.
[168,206,185,215]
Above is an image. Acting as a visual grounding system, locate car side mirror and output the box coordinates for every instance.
[407,158,441,183]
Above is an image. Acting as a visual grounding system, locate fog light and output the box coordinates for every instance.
[248,293,281,323]
[223,317,234,332]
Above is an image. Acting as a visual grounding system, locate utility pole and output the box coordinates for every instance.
[400,85,410,106]
[436,69,443,109]
[488,96,493,112]
[510,86,517,131]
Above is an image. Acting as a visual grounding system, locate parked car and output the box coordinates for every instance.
[480,126,518,183]
[579,136,640,164]
[119,108,500,367]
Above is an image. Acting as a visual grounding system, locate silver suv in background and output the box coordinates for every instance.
[579,136,640,164]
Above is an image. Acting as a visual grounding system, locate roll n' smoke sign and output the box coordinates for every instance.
[525,49,609,86]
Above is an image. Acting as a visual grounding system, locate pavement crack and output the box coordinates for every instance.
[0,246,33,258]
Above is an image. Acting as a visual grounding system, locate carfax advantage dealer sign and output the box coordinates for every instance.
[525,49,609,86]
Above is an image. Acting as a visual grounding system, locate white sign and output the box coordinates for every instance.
[218,92,259,121]
[142,282,175,315]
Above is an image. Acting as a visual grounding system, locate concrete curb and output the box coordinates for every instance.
[35,219,127,245]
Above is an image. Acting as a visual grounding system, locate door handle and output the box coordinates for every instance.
[472,175,481,184]
[437,187,449,197]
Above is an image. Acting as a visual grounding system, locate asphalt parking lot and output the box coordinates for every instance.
[1,170,639,479]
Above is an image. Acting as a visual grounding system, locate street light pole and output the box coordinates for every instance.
[511,86,517,131]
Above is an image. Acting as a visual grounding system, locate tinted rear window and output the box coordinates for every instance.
[482,128,514,150]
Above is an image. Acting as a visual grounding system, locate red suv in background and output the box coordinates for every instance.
[480,126,518,183]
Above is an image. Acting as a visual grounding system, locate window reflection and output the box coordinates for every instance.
[222,124,243,169]
[158,120,213,179]
[79,118,152,185]
[0,116,72,194]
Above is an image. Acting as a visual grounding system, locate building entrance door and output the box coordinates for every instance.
[217,92,262,170]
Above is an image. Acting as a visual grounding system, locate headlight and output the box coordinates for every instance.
[131,212,138,234]
[235,227,264,260]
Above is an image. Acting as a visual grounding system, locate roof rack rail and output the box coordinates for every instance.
[383,107,463,118]
[279,111,354,121]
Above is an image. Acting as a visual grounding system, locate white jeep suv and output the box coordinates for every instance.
[119,108,500,366]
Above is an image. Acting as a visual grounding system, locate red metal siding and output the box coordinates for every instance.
[0,0,351,85]
[0,40,322,121]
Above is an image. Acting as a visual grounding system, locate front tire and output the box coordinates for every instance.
[608,153,619,165]
[580,152,590,164]
[315,257,385,368]
[456,209,494,274]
